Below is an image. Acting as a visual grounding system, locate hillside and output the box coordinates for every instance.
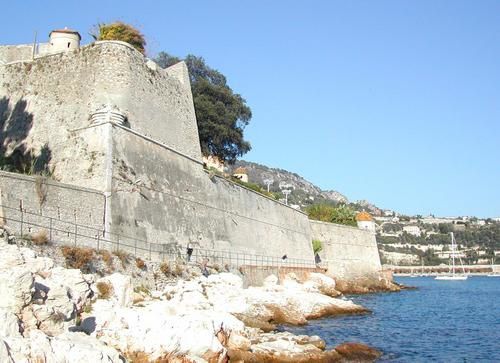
[228,160,383,213]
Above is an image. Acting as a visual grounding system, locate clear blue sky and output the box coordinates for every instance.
[2,1,499,217]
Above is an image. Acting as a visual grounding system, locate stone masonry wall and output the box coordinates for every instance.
[0,171,106,246]
[0,41,201,192]
[0,41,384,276]
[310,220,382,279]
[110,125,314,261]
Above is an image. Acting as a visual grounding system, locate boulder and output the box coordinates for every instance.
[96,273,132,307]
[0,308,21,337]
[0,339,12,363]
[50,332,122,362]
[0,266,33,313]
[0,242,25,269]
[334,342,382,361]
[49,267,94,310]
[305,273,341,297]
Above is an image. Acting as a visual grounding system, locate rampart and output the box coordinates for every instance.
[0,171,105,247]
[0,39,383,278]
[310,220,382,279]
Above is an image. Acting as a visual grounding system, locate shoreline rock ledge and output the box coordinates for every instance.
[0,236,380,362]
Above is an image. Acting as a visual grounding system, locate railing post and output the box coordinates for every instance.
[117,235,120,252]
[49,217,53,243]
[149,242,152,260]
[74,225,77,246]
[97,233,100,252]
[20,209,23,237]
[134,239,137,257]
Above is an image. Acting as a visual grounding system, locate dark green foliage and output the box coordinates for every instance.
[154,52,252,164]
[306,204,357,227]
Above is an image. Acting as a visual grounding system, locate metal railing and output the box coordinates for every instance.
[0,204,318,269]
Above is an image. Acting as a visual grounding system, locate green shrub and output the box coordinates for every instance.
[92,22,146,54]
[306,204,357,227]
[312,239,323,254]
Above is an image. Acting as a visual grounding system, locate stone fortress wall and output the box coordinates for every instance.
[0,36,382,279]
[310,220,382,279]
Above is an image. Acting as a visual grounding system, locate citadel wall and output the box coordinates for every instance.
[110,125,314,260]
[0,43,51,64]
[0,171,106,244]
[310,220,382,279]
[0,40,382,276]
[0,42,201,192]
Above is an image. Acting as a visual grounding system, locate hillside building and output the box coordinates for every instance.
[403,225,422,237]
[356,211,376,233]
[232,167,248,183]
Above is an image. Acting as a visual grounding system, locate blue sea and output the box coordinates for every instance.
[285,276,500,362]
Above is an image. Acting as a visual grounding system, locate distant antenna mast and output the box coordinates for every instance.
[32,31,37,60]
[283,189,291,205]
[263,178,274,193]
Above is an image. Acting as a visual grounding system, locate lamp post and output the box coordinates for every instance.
[283,189,291,205]
[263,178,274,193]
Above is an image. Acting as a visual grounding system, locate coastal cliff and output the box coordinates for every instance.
[0,229,382,362]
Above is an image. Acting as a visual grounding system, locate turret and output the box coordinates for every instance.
[49,28,81,52]
[356,211,376,233]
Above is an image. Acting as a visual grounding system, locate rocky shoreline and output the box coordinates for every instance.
[0,231,383,362]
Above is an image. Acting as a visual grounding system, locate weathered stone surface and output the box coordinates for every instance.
[0,339,12,363]
[311,220,382,280]
[0,308,20,337]
[334,342,382,361]
[48,267,95,310]
[96,273,133,307]
[0,266,33,313]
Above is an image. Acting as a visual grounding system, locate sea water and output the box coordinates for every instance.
[285,276,500,362]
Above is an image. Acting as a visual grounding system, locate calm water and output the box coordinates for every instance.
[285,276,500,362]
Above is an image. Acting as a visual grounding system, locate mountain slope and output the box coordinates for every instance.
[228,160,348,209]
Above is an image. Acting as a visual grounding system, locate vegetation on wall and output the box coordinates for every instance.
[91,22,146,54]
[305,204,357,227]
[312,239,323,254]
[155,52,252,164]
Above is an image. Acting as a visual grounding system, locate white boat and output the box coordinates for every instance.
[435,233,468,281]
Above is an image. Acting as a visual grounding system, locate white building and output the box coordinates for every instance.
[232,167,248,183]
[356,211,376,233]
[403,225,421,237]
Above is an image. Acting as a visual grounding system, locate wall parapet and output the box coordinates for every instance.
[309,219,368,233]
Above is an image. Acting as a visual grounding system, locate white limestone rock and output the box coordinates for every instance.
[86,295,244,360]
[96,273,133,307]
[0,308,21,337]
[50,332,122,362]
[49,267,94,310]
[0,339,12,363]
[0,266,33,313]
[5,330,121,363]
[20,247,54,275]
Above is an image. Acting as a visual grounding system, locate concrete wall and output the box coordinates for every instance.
[310,220,382,279]
[109,125,314,261]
